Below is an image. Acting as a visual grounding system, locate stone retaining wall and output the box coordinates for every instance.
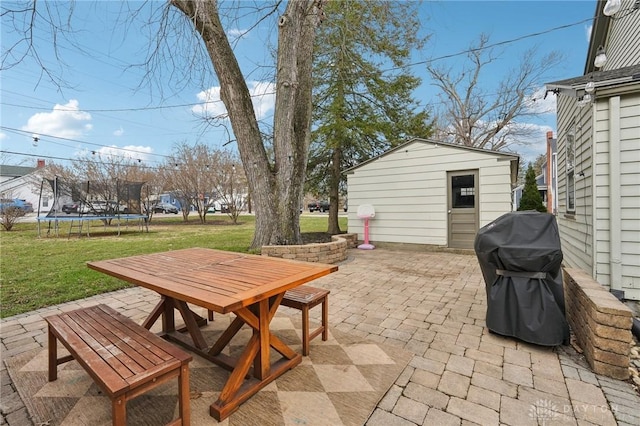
[261,233,357,264]
[563,267,633,379]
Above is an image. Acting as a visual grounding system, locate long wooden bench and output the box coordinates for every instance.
[280,286,330,356]
[45,304,192,426]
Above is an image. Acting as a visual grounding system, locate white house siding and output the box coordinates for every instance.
[0,173,47,213]
[591,92,640,299]
[346,141,515,247]
[555,95,594,275]
[602,1,640,70]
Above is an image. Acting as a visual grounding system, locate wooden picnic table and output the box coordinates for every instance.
[87,247,338,421]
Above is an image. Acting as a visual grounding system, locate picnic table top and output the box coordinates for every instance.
[87,247,338,314]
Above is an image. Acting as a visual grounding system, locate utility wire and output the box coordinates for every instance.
[1,17,592,114]
[385,17,594,72]
[0,126,171,160]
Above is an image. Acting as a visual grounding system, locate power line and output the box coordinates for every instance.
[1,17,593,114]
[386,17,594,72]
[0,149,158,169]
[0,126,172,160]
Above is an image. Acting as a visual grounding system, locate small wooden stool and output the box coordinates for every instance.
[280,286,330,356]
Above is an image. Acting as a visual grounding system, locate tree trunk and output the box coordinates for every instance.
[327,147,342,234]
[272,0,319,244]
[171,0,322,249]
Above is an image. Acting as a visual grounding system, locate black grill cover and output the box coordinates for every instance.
[474,211,570,346]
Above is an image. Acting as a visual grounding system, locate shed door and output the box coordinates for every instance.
[448,170,479,249]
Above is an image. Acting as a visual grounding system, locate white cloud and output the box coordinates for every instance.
[586,24,592,42]
[192,87,226,118]
[103,145,153,162]
[228,28,249,40]
[191,80,276,121]
[525,87,557,115]
[21,99,92,139]
[507,122,554,166]
[113,127,124,137]
[0,132,7,140]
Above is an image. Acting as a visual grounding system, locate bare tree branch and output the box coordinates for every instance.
[427,34,563,152]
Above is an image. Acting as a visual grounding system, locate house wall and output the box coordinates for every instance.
[592,92,640,300]
[555,94,594,274]
[0,174,48,213]
[556,89,640,300]
[346,141,515,247]
[602,0,640,70]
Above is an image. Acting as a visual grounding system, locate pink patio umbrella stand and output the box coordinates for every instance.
[357,204,376,250]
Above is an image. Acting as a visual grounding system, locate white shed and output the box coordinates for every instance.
[345,138,519,249]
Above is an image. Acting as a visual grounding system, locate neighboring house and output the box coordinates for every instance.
[512,131,558,213]
[345,138,519,250]
[545,0,640,300]
[0,161,48,213]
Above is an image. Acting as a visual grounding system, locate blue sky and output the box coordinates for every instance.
[1,1,596,169]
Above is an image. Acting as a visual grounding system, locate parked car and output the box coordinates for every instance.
[152,202,179,214]
[0,198,34,213]
[62,203,80,214]
[308,200,329,212]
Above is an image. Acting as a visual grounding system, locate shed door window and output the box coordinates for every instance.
[451,174,475,208]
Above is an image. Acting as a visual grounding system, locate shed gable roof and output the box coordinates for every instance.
[344,138,519,174]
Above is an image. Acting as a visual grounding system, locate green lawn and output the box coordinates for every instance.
[0,215,347,318]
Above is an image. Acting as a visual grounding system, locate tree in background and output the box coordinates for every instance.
[41,154,157,218]
[163,143,246,224]
[308,0,432,234]
[169,0,322,246]
[2,0,324,249]
[532,153,546,175]
[427,34,562,152]
[518,164,546,213]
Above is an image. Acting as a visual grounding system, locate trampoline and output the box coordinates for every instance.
[37,177,149,237]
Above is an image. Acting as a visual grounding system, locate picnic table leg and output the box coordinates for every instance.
[255,299,270,379]
[142,297,167,329]
[47,325,57,381]
[178,364,190,426]
[174,300,208,349]
[112,396,126,426]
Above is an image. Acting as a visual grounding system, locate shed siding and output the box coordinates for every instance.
[347,141,514,246]
[603,0,640,70]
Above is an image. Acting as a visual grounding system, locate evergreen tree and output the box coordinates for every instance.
[518,164,547,213]
[307,0,433,234]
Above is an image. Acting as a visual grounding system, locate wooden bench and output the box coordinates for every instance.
[280,286,330,356]
[45,304,192,426]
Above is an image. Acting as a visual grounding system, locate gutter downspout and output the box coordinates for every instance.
[608,96,622,292]
[546,131,554,214]
[591,103,598,279]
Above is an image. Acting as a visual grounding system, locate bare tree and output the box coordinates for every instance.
[207,150,246,225]
[163,142,243,224]
[427,34,562,151]
[39,155,155,219]
[2,0,325,249]
[167,0,323,246]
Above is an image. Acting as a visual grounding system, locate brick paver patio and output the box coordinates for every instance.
[2,248,639,425]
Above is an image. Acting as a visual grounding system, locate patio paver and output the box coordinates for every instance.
[2,248,639,425]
